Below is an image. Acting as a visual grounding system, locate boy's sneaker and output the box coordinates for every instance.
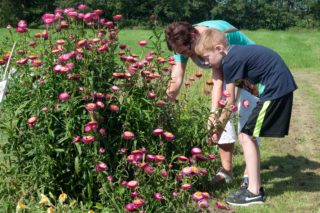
[230,186,266,200]
[226,188,264,206]
[211,168,233,186]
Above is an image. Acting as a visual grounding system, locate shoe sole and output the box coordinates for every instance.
[226,200,264,206]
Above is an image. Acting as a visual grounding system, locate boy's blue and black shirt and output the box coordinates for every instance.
[222,45,298,101]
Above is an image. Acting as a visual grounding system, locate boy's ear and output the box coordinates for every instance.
[215,44,224,53]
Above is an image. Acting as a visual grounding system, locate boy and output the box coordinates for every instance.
[194,29,297,206]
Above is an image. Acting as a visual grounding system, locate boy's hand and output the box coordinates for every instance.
[208,132,219,145]
[207,114,222,145]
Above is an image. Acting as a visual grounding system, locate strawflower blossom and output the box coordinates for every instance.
[58,193,67,203]
[95,162,108,171]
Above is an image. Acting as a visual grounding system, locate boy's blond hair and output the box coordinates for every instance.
[195,29,229,56]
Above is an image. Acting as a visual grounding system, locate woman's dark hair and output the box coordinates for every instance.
[165,21,197,52]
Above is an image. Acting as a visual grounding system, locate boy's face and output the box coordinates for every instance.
[202,47,225,68]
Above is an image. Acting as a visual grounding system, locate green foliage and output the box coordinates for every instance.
[0,8,218,212]
[1,0,320,29]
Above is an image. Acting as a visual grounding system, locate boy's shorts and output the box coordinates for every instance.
[218,89,261,144]
[241,92,293,137]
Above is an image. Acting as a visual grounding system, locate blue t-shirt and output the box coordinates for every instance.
[174,20,254,68]
[222,45,297,101]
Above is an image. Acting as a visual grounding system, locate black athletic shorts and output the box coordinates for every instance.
[241,92,293,137]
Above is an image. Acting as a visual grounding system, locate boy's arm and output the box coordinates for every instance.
[166,61,187,102]
[208,82,236,144]
[208,68,224,129]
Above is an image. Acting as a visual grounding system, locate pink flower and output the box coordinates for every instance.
[222,90,230,97]
[105,21,113,27]
[198,199,209,209]
[113,15,122,21]
[138,40,147,47]
[84,125,92,133]
[95,162,108,171]
[162,131,175,141]
[139,163,154,175]
[177,156,188,162]
[133,198,145,208]
[27,116,38,128]
[182,167,192,175]
[160,170,169,177]
[155,100,166,106]
[42,13,55,26]
[56,40,65,45]
[130,191,139,197]
[121,181,128,186]
[155,155,165,162]
[119,44,126,49]
[181,183,192,190]
[85,103,96,111]
[94,9,103,15]
[96,101,105,109]
[95,92,105,99]
[191,166,201,175]
[82,135,94,144]
[195,154,207,162]
[122,131,135,140]
[152,128,163,136]
[192,192,204,201]
[202,192,211,199]
[99,128,106,136]
[154,192,163,201]
[147,92,157,99]
[17,20,27,28]
[242,99,250,108]
[58,92,70,101]
[207,154,216,160]
[173,191,179,197]
[191,147,202,155]
[218,100,226,108]
[72,136,81,143]
[31,59,42,67]
[99,147,106,153]
[125,203,136,212]
[28,41,37,47]
[77,39,87,47]
[17,58,28,65]
[109,104,120,112]
[111,85,120,92]
[127,180,138,189]
[77,4,87,10]
[230,104,238,112]
[146,154,155,161]
[107,175,113,182]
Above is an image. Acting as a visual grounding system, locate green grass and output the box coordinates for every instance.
[1,28,320,70]
[1,28,320,212]
[244,29,320,71]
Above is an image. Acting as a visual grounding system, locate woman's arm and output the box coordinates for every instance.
[166,61,187,102]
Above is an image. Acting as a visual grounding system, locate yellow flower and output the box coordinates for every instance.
[16,199,26,210]
[47,207,55,213]
[39,194,52,206]
[58,193,67,203]
[88,210,95,213]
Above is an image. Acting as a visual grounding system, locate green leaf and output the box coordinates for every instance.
[75,156,80,175]
[14,100,31,116]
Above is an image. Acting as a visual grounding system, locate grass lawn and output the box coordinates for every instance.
[1,28,320,212]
